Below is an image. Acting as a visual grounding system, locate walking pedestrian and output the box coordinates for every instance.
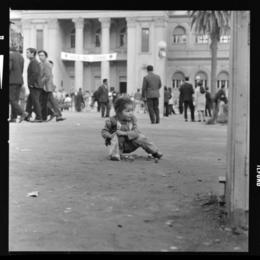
[38,50,65,121]
[45,60,65,121]
[205,87,212,117]
[211,84,227,123]
[101,96,163,161]
[163,86,171,117]
[134,89,142,113]
[141,65,162,124]
[75,88,85,112]
[9,46,28,123]
[97,79,110,118]
[179,76,195,122]
[111,87,119,108]
[194,82,206,122]
[24,47,43,122]
[168,88,176,115]
[91,89,100,112]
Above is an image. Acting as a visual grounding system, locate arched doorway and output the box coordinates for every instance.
[194,71,208,88]
[172,71,185,89]
[217,71,229,97]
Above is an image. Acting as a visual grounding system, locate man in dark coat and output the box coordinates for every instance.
[91,89,100,112]
[179,76,195,122]
[25,48,43,122]
[205,87,212,117]
[75,88,85,112]
[9,47,28,122]
[97,79,110,118]
[141,65,162,124]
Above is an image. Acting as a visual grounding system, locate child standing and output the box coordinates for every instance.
[194,82,206,122]
[101,96,163,161]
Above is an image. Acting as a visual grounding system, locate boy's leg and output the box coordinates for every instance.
[131,134,160,155]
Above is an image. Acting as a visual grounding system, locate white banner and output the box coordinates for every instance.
[61,52,117,62]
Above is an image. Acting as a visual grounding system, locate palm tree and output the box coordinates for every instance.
[189,11,230,123]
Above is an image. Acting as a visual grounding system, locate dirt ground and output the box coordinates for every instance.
[9,110,248,252]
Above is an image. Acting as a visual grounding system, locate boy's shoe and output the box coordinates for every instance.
[110,155,120,161]
[153,152,163,159]
[56,116,66,122]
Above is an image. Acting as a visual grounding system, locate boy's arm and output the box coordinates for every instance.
[126,116,141,140]
[101,118,114,140]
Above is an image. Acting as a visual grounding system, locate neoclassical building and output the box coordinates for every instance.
[10,10,230,96]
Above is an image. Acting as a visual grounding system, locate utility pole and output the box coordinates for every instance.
[225,11,250,229]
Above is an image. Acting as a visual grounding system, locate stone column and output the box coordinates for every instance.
[73,17,84,92]
[126,17,137,95]
[47,19,60,90]
[99,17,110,82]
[226,11,250,229]
[154,16,168,117]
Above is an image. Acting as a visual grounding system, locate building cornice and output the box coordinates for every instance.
[19,10,167,20]
[167,57,229,61]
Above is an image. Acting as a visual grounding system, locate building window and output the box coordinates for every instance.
[195,34,209,44]
[141,28,149,52]
[120,27,126,47]
[36,29,43,50]
[172,71,185,88]
[220,27,231,43]
[70,29,75,48]
[172,26,187,44]
[95,28,101,47]
[195,71,208,88]
[217,71,229,89]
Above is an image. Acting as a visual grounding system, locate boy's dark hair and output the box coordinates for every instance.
[185,76,189,81]
[38,50,48,57]
[27,48,37,56]
[114,97,133,114]
[103,79,107,84]
[147,65,153,72]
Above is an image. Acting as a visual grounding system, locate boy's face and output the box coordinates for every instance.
[38,52,46,62]
[26,50,34,59]
[121,104,134,121]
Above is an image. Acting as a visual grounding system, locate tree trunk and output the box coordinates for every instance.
[210,38,218,98]
[207,38,218,124]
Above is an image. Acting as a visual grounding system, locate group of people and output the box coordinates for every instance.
[177,76,228,123]
[9,46,65,123]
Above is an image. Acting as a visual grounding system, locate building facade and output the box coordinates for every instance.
[10,10,230,96]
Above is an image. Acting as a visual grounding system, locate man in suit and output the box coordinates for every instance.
[141,65,162,124]
[38,50,54,121]
[9,46,28,122]
[25,48,43,122]
[179,76,195,122]
[97,79,110,118]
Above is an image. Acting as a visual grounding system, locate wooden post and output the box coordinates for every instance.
[225,11,250,228]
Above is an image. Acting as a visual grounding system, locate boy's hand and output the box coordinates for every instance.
[116,130,127,136]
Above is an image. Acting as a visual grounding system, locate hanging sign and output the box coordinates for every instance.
[61,52,117,62]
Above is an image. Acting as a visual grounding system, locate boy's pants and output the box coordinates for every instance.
[117,134,159,155]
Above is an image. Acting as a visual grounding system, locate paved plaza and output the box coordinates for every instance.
[9,111,248,252]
